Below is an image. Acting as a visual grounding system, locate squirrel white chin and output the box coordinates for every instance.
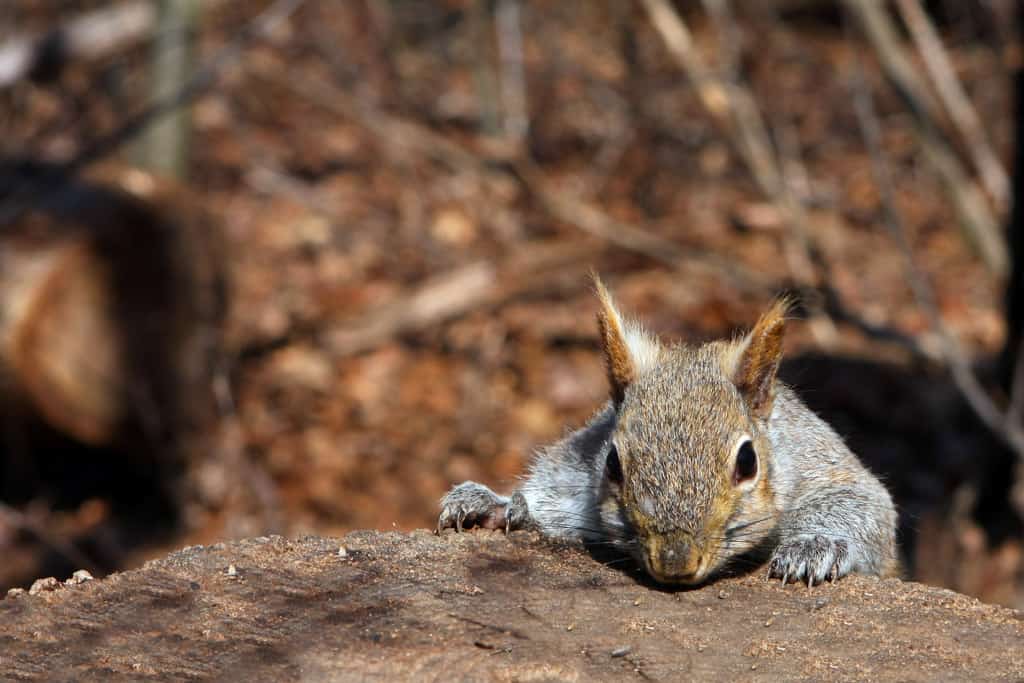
[438,277,899,586]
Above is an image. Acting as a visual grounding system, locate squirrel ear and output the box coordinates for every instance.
[593,274,661,404]
[731,297,791,419]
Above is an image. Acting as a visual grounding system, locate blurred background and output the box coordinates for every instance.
[2,0,1023,607]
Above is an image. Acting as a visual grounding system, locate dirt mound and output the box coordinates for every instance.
[2,530,1022,681]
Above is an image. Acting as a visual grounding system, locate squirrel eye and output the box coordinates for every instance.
[733,440,757,485]
[606,444,623,484]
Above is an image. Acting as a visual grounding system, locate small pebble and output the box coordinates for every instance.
[6,588,25,598]
[717,589,729,599]
[813,597,830,610]
[566,623,575,632]
[226,564,238,577]
[29,577,60,595]
[764,617,775,627]
[611,646,631,658]
[337,546,348,558]
[66,570,94,585]
[633,599,641,606]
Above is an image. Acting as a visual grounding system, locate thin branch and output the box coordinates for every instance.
[327,238,617,357]
[639,0,782,199]
[496,0,529,145]
[894,0,1010,209]
[701,0,742,81]
[639,0,838,345]
[842,0,1007,277]
[326,262,499,356]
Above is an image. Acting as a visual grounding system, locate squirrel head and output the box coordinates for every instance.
[593,276,791,585]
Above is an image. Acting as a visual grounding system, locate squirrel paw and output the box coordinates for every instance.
[437,482,530,534]
[767,535,851,586]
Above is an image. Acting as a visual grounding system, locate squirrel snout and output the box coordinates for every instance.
[646,536,706,584]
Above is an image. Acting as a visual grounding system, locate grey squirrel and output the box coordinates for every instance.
[438,277,899,586]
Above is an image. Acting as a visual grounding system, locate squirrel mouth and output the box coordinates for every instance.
[651,569,702,585]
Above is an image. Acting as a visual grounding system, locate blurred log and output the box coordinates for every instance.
[0,162,225,448]
[1,237,121,444]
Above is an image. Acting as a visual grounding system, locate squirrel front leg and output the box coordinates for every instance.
[438,405,615,540]
[767,477,899,585]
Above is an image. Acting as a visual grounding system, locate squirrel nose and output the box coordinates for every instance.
[658,542,698,580]
[651,540,700,581]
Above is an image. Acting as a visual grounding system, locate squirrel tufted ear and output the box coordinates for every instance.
[592,274,662,404]
[730,297,792,419]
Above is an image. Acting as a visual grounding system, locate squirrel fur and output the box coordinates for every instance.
[438,277,899,586]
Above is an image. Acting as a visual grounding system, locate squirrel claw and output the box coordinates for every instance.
[437,481,529,534]
[769,535,852,587]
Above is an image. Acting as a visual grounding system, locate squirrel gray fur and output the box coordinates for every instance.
[438,277,899,586]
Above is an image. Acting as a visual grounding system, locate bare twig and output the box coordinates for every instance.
[327,262,499,356]
[496,0,529,145]
[894,0,1010,210]
[640,0,838,345]
[137,0,200,178]
[326,241,608,357]
[639,0,782,200]
[469,0,502,137]
[842,0,943,119]
[842,0,1007,277]
[244,163,343,220]
[849,53,1024,462]
[701,0,742,81]
[513,159,773,293]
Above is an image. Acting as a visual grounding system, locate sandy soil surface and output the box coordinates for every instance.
[2,530,1022,681]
